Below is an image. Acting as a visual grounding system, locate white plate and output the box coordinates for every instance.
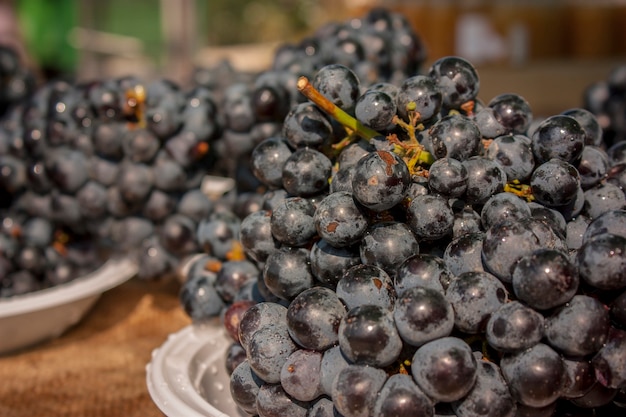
[0,256,138,355]
[147,321,247,417]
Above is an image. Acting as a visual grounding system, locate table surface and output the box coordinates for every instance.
[0,277,192,417]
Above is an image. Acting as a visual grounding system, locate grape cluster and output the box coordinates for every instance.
[0,57,224,295]
[179,38,626,417]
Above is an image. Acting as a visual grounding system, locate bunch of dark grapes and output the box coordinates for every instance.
[179,28,626,417]
[0,63,225,295]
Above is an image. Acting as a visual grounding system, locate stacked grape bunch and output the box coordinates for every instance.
[180,46,626,415]
[0,66,223,295]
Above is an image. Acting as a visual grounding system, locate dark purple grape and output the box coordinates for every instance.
[230,360,264,416]
[443,232,485,276]
[592,327,626,389]
[394,253,451,295]
[545,295,610,358]
[319,345,351,397]
[488,93,533,135]
[577,146,610,190]
[411,336,478,403]
[428,157,468,198]
[484,134,535,182]
[263,247,315,301]
[462,156,507,205]
[373,374,434,417]
[282,102,333,149]
[428,115,482,161]
[561,358,597,399]
[351,150,410,212]
[179,264,225,322]
[355,89,397,131]
[331,364,387,417]
[393,285,454,347]
[396,75,442,124]
[247,322,298,384]
[238,302,288,353]
[314,191,369,248]
[214,260,259,304]
[445,270,508,334]
[240,210,279,263]
[531,115,585,165]
[561,107,603,147]
[286,286,346,351]
[406,194,454,241]
[309,238,360,287]
[583,182,626,220]
[312,64,361,115]
[282,147,332,197]
[280,349,324,402]
[336,264,395,311]
[500,343,566,408]
[451,360,517,417]
[428,56,480,112]
[486,300,544,353]
[250,136,292,188]
[577,232,626,290]
[338,303,402,367]
[512,248,579,311]
[270,196,317,247]
[582,209,626,242]
[359,221,418,275]
[480,191,531,230]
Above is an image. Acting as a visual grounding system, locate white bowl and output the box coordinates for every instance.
[0,256,138,355]
[147,321,246,417]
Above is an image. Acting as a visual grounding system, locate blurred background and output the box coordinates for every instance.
[2,0,626,115]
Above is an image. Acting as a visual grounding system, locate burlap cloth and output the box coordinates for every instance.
[0,277,192,417]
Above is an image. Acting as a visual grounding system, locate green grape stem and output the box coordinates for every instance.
[297,76,434,170]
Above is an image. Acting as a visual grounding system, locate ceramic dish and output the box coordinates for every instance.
[147,321,246,417]
[0,256,138,355]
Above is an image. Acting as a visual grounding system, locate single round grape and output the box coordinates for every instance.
[336,264,396,311]
[485,300,545,353]
[428,114,482,161]
[561,358,597,399]
[512,248,579,311]
[394,253,451,296]
[314,191,369,248]
[255,383,309,417]
[411,336,478,403]
[545,295,610,358]
[282,147,332,197]
[406,194,454,241]
[240,210,279,263]
[577,145,610,190]
[270,197,317,247]
[214,260,259,304]
[427,157,468,198]
[263,247,315,301]
[373,374,434,417]
[582,209,626,242]
[395,75,442,124]
[280,349,324,402]
[355,89,397,131]
[251,136,293,189]
[230,360,264,415]
[531,115,585,164]
[351,150,410,212]
[331,364,388,417]
[239,302,288,353]
[500,343,566,408]
[179,268,224,322]
[282,102,333,149]
[443,232,485,276]
[488,93,533,135]
[583,182,626,220]
[445,270,508,334]
[462,156,507,205]
[577,232,626,290]
[451,360,517,417]
[359,221,419,275]
[484,134,535,182]
[309,239,361,287]
[428,56,480,111]
[561,107,603,147]
[247,322,297,384]
[480,191,531,230]
[287,286,346,351]
[338,304,402,367]
[393,286,454,347]
[312,64,361,115]
[592,327,626,389]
